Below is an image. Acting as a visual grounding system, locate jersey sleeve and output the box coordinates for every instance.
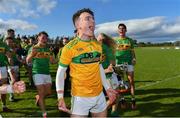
[59,46,73,67]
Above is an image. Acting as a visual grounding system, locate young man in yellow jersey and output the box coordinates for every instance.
[56,8,117,117]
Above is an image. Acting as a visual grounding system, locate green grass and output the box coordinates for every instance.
[1,47,180,117]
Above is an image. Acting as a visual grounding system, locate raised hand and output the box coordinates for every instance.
[13,81,26,94]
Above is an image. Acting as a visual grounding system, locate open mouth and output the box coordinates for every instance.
[89,26,94,31]
[119,32,124,34]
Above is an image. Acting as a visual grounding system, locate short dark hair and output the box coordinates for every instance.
[63,37,68,40]
[21,36,28,40]
[72,8,94,26]
[29,36,35,41]
[38,31,49,37]
[74,29,77,34]
[7,29,14,33]
[118,23,127,30]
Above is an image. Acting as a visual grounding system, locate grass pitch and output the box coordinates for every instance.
[1,47,180,117]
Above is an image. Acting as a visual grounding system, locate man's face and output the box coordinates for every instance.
[38,34,48,45]
[76,12,95,37]
[118,26,126,36]
[8,31,15,38]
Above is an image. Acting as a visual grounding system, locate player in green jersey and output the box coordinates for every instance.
[0,39,15,112]
[5,36,22,102]
[26,31,57,117]
[115,23,136,109]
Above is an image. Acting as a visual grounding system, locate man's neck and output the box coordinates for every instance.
[119,35,126,38]
[78,34,91,41]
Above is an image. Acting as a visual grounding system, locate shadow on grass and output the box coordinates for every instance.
[136,88,180,96]
[50,71,57,78]
[119,88,180,117]
[8,106,70,117]
[119,102,180,117]
[135,80,155,83]
[0,103,70,117]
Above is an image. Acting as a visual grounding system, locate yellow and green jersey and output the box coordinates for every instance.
[28,45,53,75]
[0,42,10,66]
[21,42,28,49]
[59,37,103,97]
[115,37,134,65]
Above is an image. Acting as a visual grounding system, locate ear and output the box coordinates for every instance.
[75,19,81,30]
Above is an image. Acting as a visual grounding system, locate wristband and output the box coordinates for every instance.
[58,97,64,102]
[57,90,64,99]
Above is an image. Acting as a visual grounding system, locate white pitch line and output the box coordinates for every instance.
[136,74,180,89]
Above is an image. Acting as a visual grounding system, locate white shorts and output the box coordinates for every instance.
[71,92,107,116]
[0,66,8,79]
[33,74,52,85]
[127,65,134,72]
[107,73,119,89]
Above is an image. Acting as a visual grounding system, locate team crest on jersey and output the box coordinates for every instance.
[77,48,84,52]
[80,52,101,64]
[35,52,50,58]
[80,57,100,64]
[117,44,131,50]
